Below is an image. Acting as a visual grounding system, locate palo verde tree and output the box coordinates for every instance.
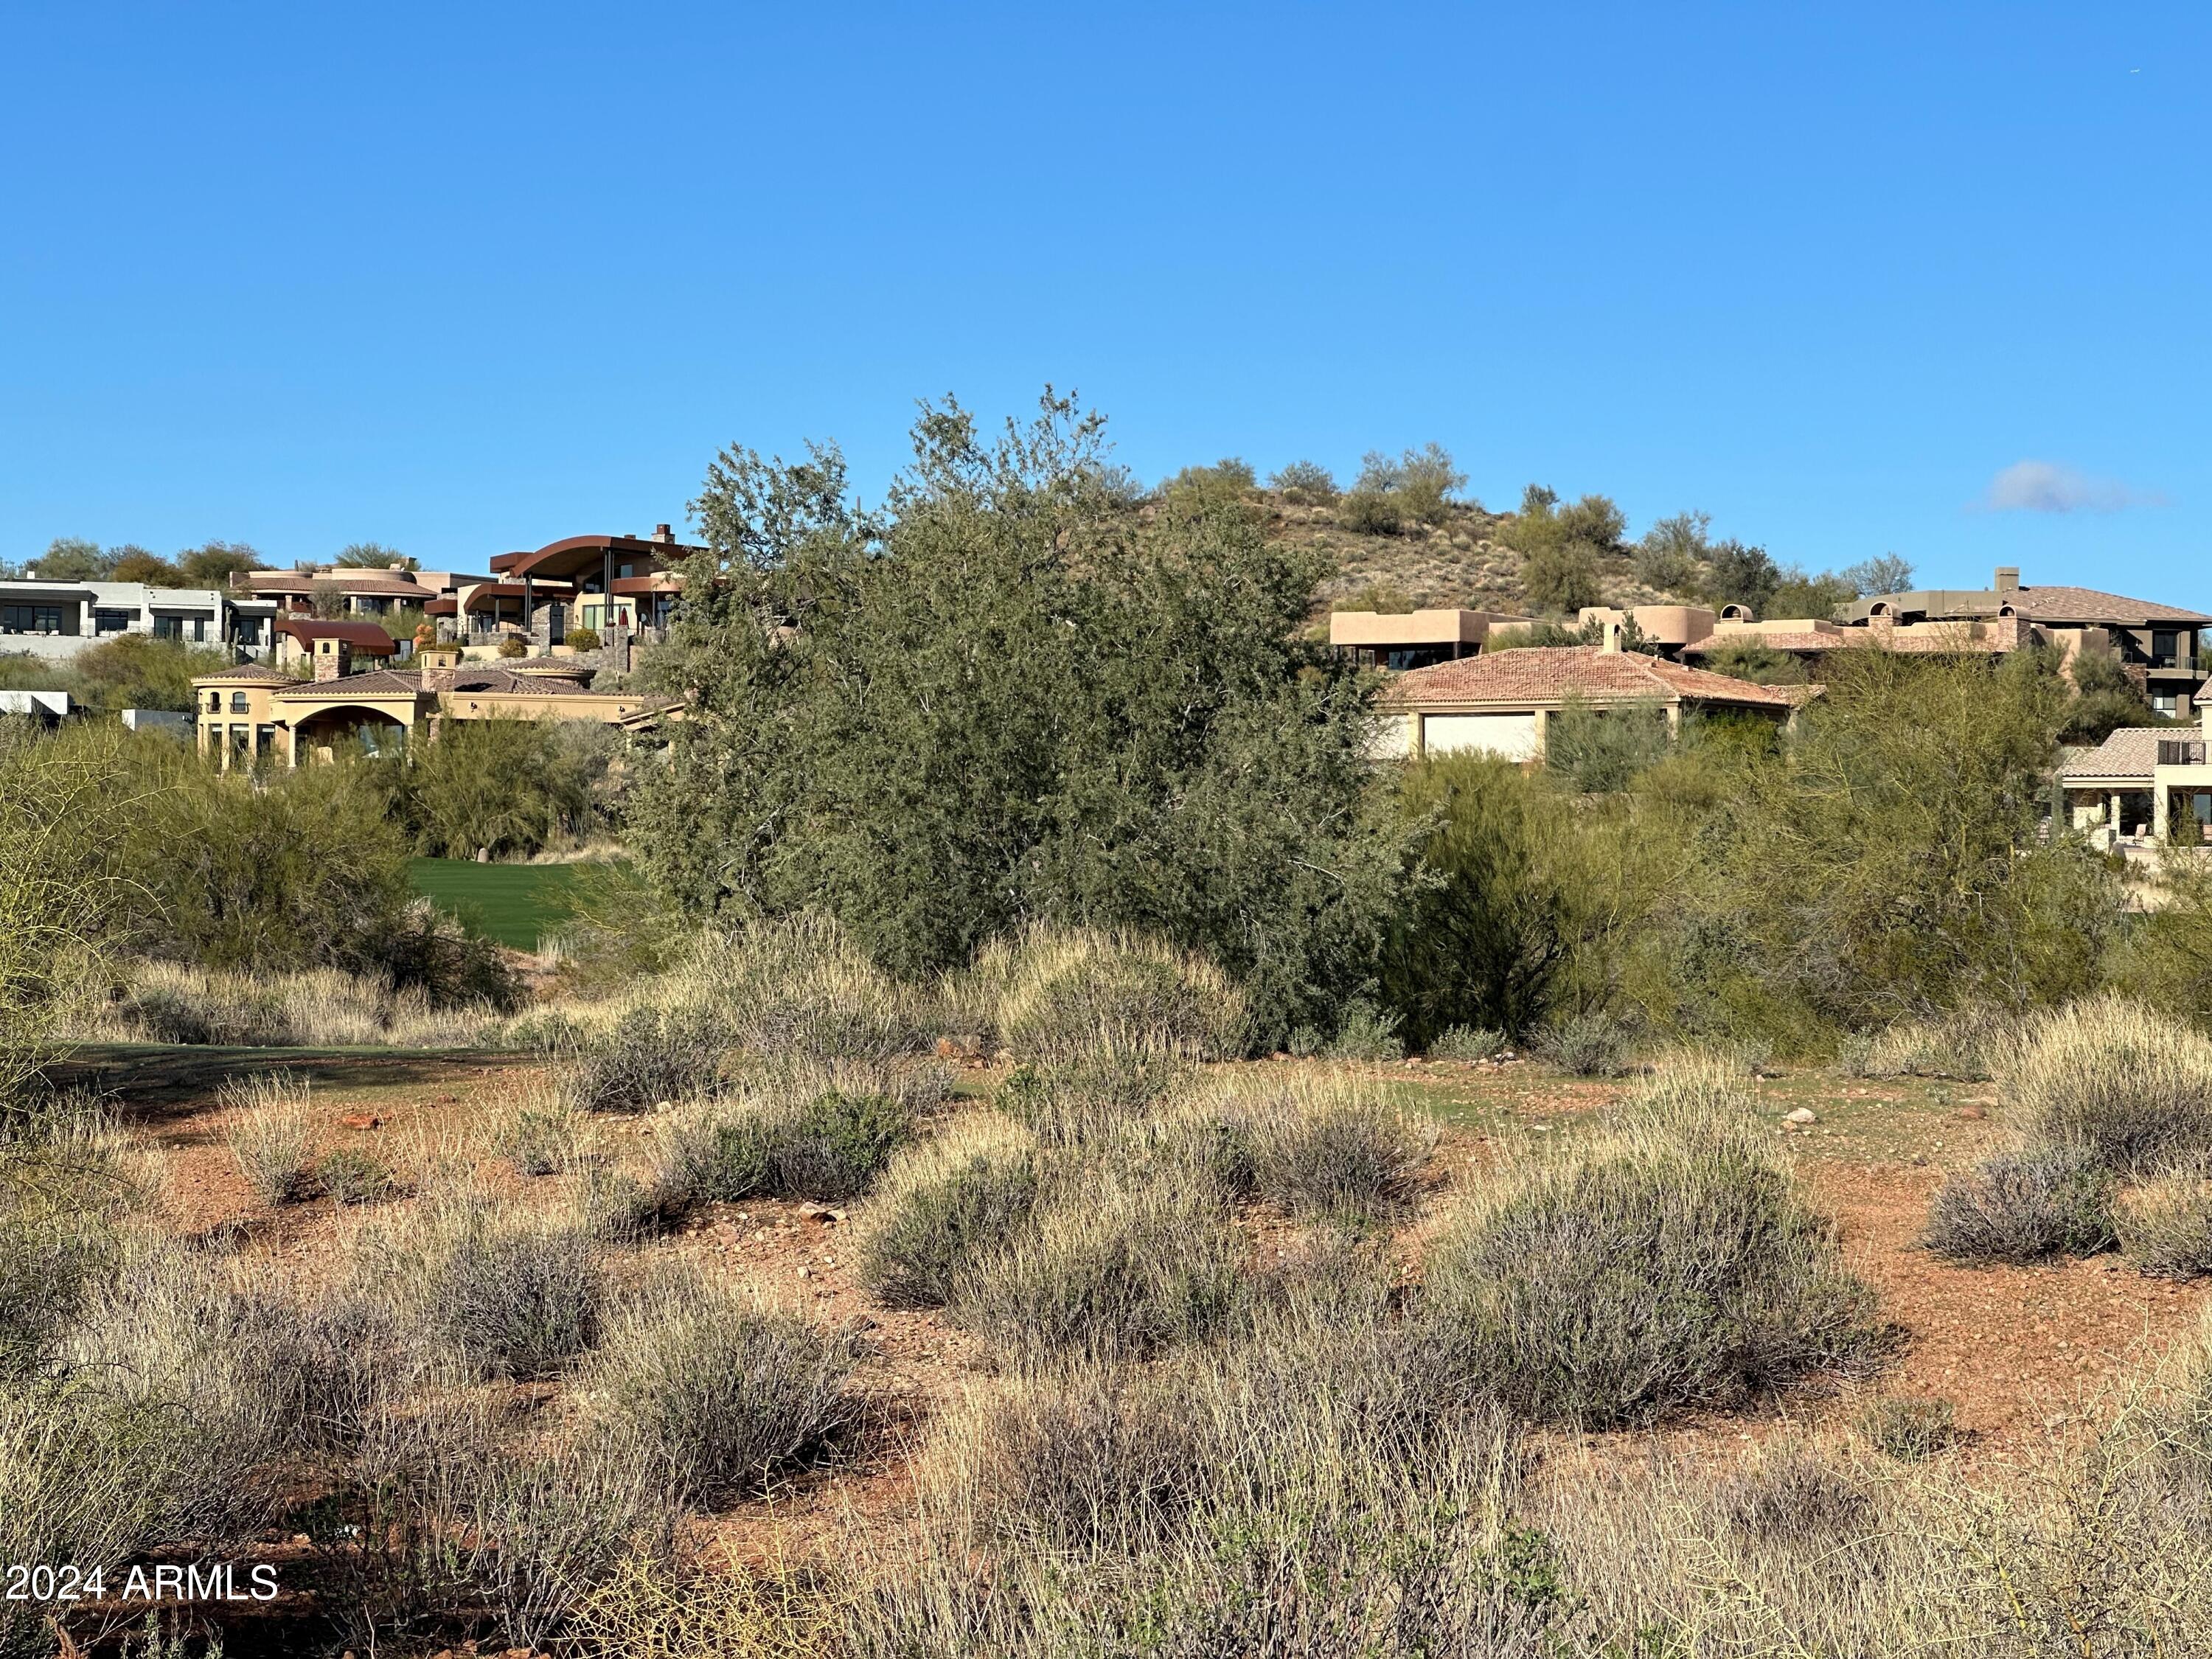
[630,392,1403,1043]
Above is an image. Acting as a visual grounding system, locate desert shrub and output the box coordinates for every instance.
[0,1099,132,1378]
[954,1172,1244,1363]
[865,1331,1543,1656]
[1717,1450,1874,1546]
[1234,1076,1432,1222]
[648,1085,913,1212]
[1855,1395,1960,1461]
[318,1147,402,1206]
[556,1002,729,1114]
[1546,698,1672,793]
[498,1096,588,1177]
[563,625,602,653]
[1422,1080,1884,1425]
[497,635,529,658]
[1268,459,1338,503]
[995,1047,1189,1147]
[97,959,509,1048]
[1324,996,1403,1060]
[1921,1145,2117,1263]
[568,1551,834,1659]
[1540,1009,1632,1077]
[414,1411,681,1653]
[376,1194,606,1380]
[1140,1097,1260,1200]
[1430,1023,1507,1061]
[584,1270,860,1505]
[2117,1168,2212,1280]
[2003,996,2212,1176]
[858,1114,1043,1310]
[675,912,928,1070]
[220,1070,317,1203]
[1336,487,1404,535]
[972,926,1247,1063]
[1862,1006,2016,1080]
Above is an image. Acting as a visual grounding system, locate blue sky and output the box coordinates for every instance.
[3,3,2206,599]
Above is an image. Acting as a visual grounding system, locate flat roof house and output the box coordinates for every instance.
[1328,608,1536,670]
[0,580,276,661]
[1375,643,1801,762]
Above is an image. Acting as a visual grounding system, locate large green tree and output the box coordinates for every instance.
[629,394,1402,1043]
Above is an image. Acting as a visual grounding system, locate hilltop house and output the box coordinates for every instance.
[0,579,277,661]
[2060,698,2212,848]
[1374,643,1800,761]
[192,637,676,770]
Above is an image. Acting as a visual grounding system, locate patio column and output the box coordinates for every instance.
[2155,787,2171,843]
[2110,792,2123,838]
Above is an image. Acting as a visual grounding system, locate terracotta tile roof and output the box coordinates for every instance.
[192,662,294,685]
[2059,726,2170,782]
[271,669,428,700]
[1385,646,1799,709]
[274,618,398,654]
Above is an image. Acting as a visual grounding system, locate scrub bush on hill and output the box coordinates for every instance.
[629,393,1402,1048]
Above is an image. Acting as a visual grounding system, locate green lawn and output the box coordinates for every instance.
[408,858,585,950]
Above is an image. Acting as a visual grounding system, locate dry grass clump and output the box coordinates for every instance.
[0,1095,133,1379]
[964,925,1248,1063]
[1199,1073,1433,1222]
[646,1080,914,1214]
[1421,1067,1885,1426]
[1857,1004,2019,1080]
[496,1088,591,1177]
[995,1045,1192,1147]
[552,1002,731,1116]
[2115,1164,2212,1280]
[953,1171,1244,1364]
[582,1269,861,1506]
[2002,995,2212,1175]
[363,1188,606,1380]
[98,960,507,1049]
[1854,1394,1961,1462]
[220,1069,318,1203]
[1717,1447,1874,1546]
[671,911,930,1070]
[317,1146,403,1206]
[856,1113,1043,1310]
[1924,1145,2118,1263]
[862,1293,1544,1657]
[1429,1022,1507,1061]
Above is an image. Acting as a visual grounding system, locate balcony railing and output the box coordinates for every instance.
[2157,739,2207,767]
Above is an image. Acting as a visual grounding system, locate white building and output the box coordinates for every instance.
[0,579,277,661]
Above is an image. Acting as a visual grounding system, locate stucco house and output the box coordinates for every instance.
[0,579,276,661]
[192,636,676,770]
[2060,705,2212,848]
[1374,643,1801,762]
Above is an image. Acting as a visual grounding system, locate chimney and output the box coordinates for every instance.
[653,523,673,543]
[1995,566,2020,594]
[313,636,352,682]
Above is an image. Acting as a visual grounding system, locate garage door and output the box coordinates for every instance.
[1422,712,1539,760]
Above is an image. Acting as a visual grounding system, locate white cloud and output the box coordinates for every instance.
[1983,459,2158,513]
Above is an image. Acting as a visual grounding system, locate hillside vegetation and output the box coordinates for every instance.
[1154,451,1910,622]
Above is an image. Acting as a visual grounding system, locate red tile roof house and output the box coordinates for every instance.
[1376,643,1802,762]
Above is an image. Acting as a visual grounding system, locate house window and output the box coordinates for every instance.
[205,692,222,713]
[2154,695,2180,718]
[230,692,249,713]
[256,725,274,757]
[93,609,131,634]
[1,604,68,635]
[230,725,249,754]
[152,615,181,640]
[2154,630,2180,669]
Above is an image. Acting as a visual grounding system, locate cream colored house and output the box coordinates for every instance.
[1374,643,1801,762]
[192,636,675,770]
